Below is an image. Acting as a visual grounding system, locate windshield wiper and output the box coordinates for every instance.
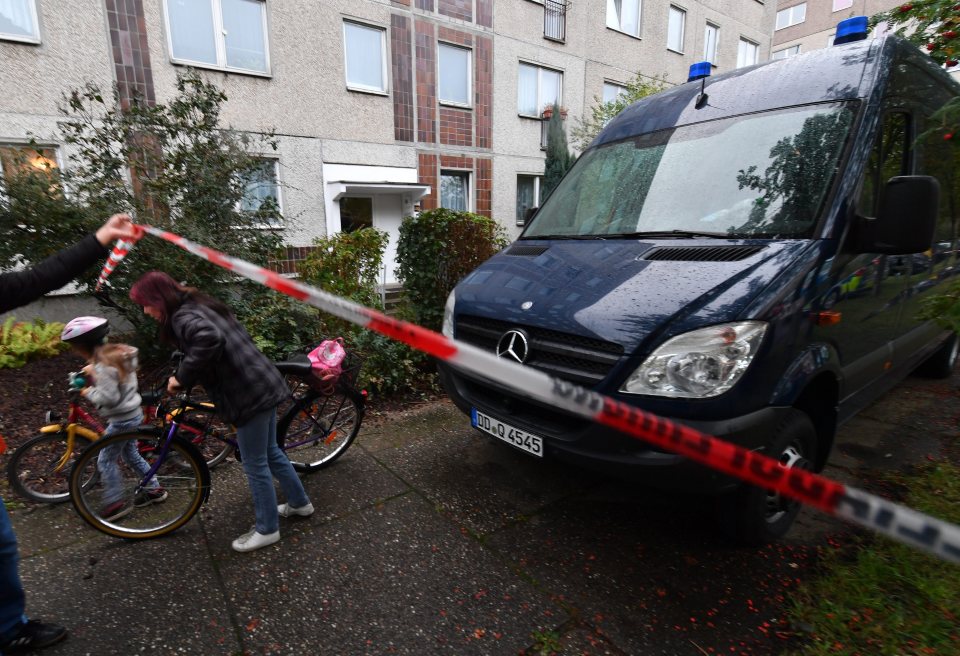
[608,230,734,239]
[524,234,606,240]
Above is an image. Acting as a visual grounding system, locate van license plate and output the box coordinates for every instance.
[471,409,544,457]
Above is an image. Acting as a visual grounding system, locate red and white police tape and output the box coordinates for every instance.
[94,238,136,292]
[118,225,960,563]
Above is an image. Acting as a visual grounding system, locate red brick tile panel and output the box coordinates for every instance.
[439,107,473,147]
[438,0,472,22]
[105,0,156,108]
[476,158,492,217]
[475,36,492,149]
[415,21,437,144]
[418,152,438,210]
[391,15,415,142]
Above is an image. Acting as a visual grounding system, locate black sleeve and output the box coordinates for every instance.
[0,234,108,314]
[172,307,225,391]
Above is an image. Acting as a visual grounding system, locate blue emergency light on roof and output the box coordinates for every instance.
[833,16,868,45]
[687,61,712,82]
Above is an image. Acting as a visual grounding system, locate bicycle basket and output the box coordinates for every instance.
[307,349,363,395]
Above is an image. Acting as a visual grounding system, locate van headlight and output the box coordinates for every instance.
[620,322,767,398]
[442,290,456,338]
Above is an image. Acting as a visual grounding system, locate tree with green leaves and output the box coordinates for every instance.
[541,103,576,202]
[571,73,668,152]
[870,2,960,67]
[0,71,286,348]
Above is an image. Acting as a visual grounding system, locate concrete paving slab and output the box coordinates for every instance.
[14,522,237,655]
[216,493,567,656]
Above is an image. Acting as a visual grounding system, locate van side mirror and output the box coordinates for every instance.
[855,176,939,254]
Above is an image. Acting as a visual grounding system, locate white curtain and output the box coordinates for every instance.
[223,0,268,72]
[0,0,36,38]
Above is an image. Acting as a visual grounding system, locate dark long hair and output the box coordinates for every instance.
[129,271,233,343]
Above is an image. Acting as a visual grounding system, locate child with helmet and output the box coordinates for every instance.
[60,317,166,521]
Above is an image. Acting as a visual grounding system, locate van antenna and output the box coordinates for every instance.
[695,78,709,109]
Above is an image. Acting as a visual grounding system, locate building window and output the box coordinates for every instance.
[832,0,853,10]
[704,23,719,64]
[339,197,373,232]
[0,0,40,43]
[737,38,759,68]
[0,145,58,187]
[239,158,281,223]
[667,6,685,52]
[165,0,269,74]
[518,62,562,117]
[516,175,542,226]
[772,45,801,60]
[603,82,628,104]
[438,43,471,107]
[343,21,387,93]
[440,171,470,211]
[775,3,806,31]
[544,0,567,42]
[606,0,641,38]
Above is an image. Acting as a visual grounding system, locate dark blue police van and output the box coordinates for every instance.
[437,18,960,544]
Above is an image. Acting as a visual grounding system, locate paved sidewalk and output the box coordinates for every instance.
[11,372,959,656]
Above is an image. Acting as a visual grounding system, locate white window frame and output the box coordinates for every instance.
[606,0,642,38]
[0,0,40,44]
[516,174,542,226]
[737,37,759,68]
[667,6,685,53]
[237,157,283,228]
[772,44,801,60]
[602,81,628,104]
[518,62,563,118]
[703,22,719,64]
[163,0,271,76]
[832,0,853,11]
[438,42,473,108]
[440,170,472,211]
[775,3,806,31]
[342,20,389,95]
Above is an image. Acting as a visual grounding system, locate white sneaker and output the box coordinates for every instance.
[278,502,314,518]
[231,528,280,552]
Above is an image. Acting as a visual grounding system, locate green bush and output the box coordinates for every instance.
[396,209,507,332]
[0,318,68,369]
[233,283,323,361]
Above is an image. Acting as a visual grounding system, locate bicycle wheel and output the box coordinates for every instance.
[70,431,210,539]
[176,405,235,468]
[6,431,96,503]
[277,386,364,472]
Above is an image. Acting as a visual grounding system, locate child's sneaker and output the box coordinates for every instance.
[134,487,168,507]
[100,499,132,521]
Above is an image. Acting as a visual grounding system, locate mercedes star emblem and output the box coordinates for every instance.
[496,329,530,364]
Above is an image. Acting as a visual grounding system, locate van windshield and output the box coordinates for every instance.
[524,103,855,239]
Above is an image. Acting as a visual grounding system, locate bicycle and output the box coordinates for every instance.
[69,350,365,538]
[6,362,233,504]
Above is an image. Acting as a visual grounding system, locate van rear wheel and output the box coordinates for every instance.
[914,333,958,379]
[717,409,816,546]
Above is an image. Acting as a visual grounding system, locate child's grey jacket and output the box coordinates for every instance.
[85,345,143,424]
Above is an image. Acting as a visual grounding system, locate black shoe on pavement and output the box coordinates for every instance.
[1,619,68,653]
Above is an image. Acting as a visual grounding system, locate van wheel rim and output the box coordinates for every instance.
[764,444,810,524]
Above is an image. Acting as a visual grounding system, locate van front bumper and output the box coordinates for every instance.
[438,364,791,495]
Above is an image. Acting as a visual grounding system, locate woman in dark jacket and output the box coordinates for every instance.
[1,214,137,653]
[129,271,313,553]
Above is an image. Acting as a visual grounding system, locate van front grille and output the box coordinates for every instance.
[644,245,765,262]
[455,315,623,386]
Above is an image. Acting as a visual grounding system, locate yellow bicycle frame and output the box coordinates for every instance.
[39,423,100,472]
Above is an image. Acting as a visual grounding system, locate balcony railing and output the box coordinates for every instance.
[544,0,567,43]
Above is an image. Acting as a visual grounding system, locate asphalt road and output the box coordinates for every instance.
[11,370,959,656]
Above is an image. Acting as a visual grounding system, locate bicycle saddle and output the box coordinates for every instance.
[274,354,312,377]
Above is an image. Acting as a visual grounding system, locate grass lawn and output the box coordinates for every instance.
[787,462,960,655]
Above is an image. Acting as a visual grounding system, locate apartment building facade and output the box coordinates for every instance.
[1,0,775,288]
[771,0,901,57]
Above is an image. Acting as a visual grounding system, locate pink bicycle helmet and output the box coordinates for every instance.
[61,316,109,347]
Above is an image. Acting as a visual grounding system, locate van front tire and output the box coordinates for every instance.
[717,409,816,546]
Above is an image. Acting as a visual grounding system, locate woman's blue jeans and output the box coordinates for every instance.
[236,407,310,535]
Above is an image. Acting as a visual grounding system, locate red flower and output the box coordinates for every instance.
[945,31,958,39]
[944,132,954,141]
[927,42,937,50]
[899,3,913,11]
[948,60,960,67]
